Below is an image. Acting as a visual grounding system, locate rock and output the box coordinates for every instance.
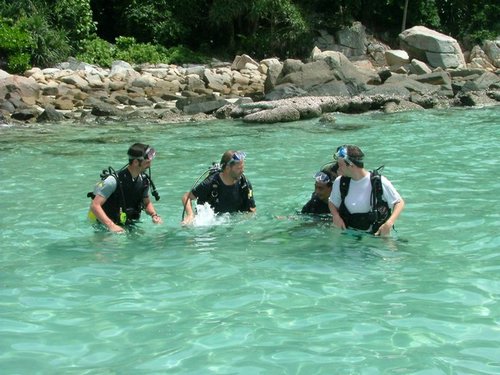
[319,113,337,123]
[264,83,308,101]
[308,80,352,97]
[0,69,11,80]
[11,108,39,121]
[410,93,439,108]
[109,60,140,81]
[231,54,259,70]
[90,101,123,116]
[399,26,466,69]
[54,96,75,110]
[203,69,227,92]
[60,73,89,90]
[385,50,410,67]
[129,96,152,107]
[333,22,368,57]
[483,40,500,68]
[243,105,301,123]
[0,99,15,113]
[37,106,65,122]
[262,58,283,94]
[0,75,40,103]
[410,59,432,75]
[461,72,500,92]
[383,100,424,113]
[457,91,499,106]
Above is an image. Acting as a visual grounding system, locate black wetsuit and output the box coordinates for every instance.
[301,194,330,215]
[192,173,255,213]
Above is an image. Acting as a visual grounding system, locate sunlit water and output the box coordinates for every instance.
[1,107,499,374]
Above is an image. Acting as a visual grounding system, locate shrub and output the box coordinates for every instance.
[0,17,33,73]
[76,37,115,67]
[166,45,208,65]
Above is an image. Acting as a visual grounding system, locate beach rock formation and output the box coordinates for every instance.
[399,26,466,69]
[0,25,498,126]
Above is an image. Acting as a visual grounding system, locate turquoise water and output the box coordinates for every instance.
[1,107,499,374]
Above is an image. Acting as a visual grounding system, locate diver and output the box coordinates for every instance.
[328,144,405,236]
[88,143,162,233]
[181,150,256,225]
[301,162,339,216]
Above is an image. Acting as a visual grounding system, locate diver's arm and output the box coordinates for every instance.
[181,191,197,225]
[329,200,346,230]
[90,195,125,233]
[375,198,405,236]
[143,197,162,224]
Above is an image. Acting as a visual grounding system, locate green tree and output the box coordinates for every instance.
[53,0,97,47]
[208,0,311,58]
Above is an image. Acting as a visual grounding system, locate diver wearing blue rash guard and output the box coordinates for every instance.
[181,150,256,225]
[88,143,162,233]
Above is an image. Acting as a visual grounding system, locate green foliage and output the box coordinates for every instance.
[19,15,73,68]
[0,17,34,73]
[1,0,499,69]
[122,0,187,45]
[77,36,207,67]
[166,46,208,65]
[76,37,115,67]
[7,52,31,73]
[53,0,97,47]
[114,37,170,65]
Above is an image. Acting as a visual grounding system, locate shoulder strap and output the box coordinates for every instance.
[370,170,384,208]
[340,176,351,202]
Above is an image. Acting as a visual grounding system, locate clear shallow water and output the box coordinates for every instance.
[1,107,499,374]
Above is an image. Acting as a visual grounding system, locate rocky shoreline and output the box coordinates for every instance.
[1,25,499,126]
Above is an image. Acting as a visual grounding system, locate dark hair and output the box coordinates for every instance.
[346,145,364,168]
[127,143,148,163]
[220,150,235,169]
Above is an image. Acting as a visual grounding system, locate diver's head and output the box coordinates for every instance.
[334,145,364,174]
[220,150,246,180]
[127,143,156,170]
[313,171,333,202]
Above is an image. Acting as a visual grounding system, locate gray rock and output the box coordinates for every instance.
[264,83,308,101]
[243,105,301,123]
[383,100,424,113]
[483,40,500,68]
[37,106,65,122]
[90,101,123,116]
[461,72,500,92]
[399,26,466,69]
[11,108,39,121]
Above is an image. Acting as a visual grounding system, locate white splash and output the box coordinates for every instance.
[193,202,229,227]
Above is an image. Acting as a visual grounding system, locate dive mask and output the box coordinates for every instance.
[229,151,246,165]
[333,145,357,166]
[144,146,156,160]
[314,171,331,184]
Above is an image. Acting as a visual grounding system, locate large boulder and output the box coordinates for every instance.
[0,75,40,105]
[483,40,500,68]
[399,26,466,69]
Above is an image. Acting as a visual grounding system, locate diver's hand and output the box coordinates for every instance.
[374,220,393,237]
[151,214,163,224]
[181,214,194,226]
[332,213,346,230]
[107,223,125,233]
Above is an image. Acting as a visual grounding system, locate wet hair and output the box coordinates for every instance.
[220,150,235,169]
[345,145,364,168]
[127,143,148,164]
